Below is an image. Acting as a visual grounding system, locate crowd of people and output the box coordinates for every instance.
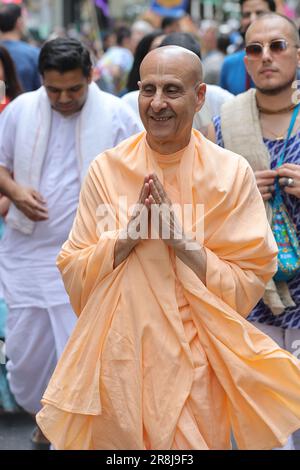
[0,0,300,451]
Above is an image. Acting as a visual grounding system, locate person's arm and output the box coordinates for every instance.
[0,166,19,201]
[0,195,10,217]
[174,240,207,285]
[113,236,139,269]
[0,99,48,221]
[0,166,48,221]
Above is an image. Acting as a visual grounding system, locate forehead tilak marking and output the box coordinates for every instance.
[155,58,166,77]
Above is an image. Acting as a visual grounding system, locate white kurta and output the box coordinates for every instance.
[0,109,80,308]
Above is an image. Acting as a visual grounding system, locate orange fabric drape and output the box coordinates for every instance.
[37,131,300,450]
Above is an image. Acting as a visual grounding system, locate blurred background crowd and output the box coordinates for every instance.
[0,0,299,100]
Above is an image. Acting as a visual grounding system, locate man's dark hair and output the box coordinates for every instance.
[127,30,164,92]
[38,38,92,77]
[160,32,202,60]
[115,26,131,47]
[0,3,21,33]
[239,0,276,12]
[0,45,23,100]
[161,16,180,30]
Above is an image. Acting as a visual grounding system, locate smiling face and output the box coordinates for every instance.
[244,16,300,95]
[138,46,205,154]
[43,68,92,116]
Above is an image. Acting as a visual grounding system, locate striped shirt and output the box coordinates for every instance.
[213,115,300,329]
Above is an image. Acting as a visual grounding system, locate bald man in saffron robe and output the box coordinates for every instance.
[37,46,300,450]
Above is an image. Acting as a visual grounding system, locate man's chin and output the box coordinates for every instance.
[52,105,78,116]
[256,78,296,96]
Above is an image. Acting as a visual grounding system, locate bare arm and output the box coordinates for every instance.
[0,166,20,201]
[174,240,207,285]
[0,195,10,217]
[0,166,48,221]
[113,236,139,269]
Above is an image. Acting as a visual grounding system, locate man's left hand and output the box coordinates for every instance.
[147,173,185,248]
[277,163,300,199]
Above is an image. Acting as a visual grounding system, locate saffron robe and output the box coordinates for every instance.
[37,131,300,450]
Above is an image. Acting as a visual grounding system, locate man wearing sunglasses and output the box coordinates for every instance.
[220,0,276,95]
[208,12,300,449]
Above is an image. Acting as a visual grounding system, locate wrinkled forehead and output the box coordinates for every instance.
[246,18,295,44]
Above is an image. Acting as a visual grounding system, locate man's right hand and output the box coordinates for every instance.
[12,187,48,221]
[127,176,150,240]
[254,170,277,201]
[114,177,150,269]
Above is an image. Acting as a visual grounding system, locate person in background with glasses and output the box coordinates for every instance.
[220,0,276,95]
[208,12,300,450]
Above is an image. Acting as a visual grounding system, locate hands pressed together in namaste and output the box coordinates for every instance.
[114,173,207,283]
[127,173,184,249]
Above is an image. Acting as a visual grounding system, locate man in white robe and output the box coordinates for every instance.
[0,37,141,445]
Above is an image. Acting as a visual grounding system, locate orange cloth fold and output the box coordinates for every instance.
[37,131,300,450]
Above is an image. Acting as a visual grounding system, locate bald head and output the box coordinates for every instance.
[138,44,206,154]
[246,13,300,44]
[140,45,203,85]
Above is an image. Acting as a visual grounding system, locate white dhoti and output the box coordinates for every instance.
[5,304,76,414]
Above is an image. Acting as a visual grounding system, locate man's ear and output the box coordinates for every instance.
[195,83,206,112]
[87,70,93,84]
[137,81,142,91]
[297,47,300,70]
[244,54,250,74]
[16,17,23,33]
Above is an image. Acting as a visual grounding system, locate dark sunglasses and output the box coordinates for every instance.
[245,39,298,59]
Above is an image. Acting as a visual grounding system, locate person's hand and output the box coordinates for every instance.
[254,170,277,201]
[147,173,185,248]
[277,163,300,199]
[0,195,10,218]
[12,186,48,221]
[114,177,150,268]
[126,176,150,241]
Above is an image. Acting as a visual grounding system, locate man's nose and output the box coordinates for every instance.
[261,44,273,62]
[150,91,167,112]
[58,91,71,103]
[250,12,258,23]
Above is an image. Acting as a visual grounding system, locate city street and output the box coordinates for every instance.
[0,413,38,450]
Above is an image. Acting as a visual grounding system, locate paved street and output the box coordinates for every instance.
[0,413,38,450]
